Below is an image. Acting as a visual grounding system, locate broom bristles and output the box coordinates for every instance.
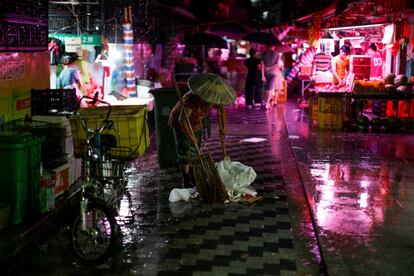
[192,154,228,203]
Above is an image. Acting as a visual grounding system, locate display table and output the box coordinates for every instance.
[309,91,351,130]
[353,92,414,100]
[353,92,414,118]
[309,91,414,130]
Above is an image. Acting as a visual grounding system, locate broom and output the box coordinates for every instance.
[173,75,228,203]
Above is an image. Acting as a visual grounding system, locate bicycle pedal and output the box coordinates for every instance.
[123,220,135,225]
[118,215,135,224]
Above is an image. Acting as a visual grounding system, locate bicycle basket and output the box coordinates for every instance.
[90,147,133,180]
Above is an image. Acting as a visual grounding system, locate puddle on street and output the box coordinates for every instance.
[307,132,414,237]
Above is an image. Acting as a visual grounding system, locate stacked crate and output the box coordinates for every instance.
[350,56,371,80]
[317,95,343,130]
[31,89,77,116]
[276,80,288,103]
[70,105,150,158]
[32,115,82,199]
[308,93,319,125]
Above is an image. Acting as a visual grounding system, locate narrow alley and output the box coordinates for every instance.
[4,99,414,275]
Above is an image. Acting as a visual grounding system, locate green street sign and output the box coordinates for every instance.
[49,34,102,45]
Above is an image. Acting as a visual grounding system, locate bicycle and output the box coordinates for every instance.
[67,95,125,266]
[91,145,135,224]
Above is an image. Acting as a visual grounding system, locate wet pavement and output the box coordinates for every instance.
[3,97,414,275]
[7,104,318,275]
[285,101,414,275]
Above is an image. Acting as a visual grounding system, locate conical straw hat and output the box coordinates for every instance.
[188,73,236,105]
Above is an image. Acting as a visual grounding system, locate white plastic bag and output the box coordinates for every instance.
[168,188,191,202]
[216,159,257,190]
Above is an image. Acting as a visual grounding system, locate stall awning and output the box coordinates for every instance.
[258,24,293,43]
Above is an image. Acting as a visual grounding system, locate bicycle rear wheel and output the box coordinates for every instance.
[69,199,118,266]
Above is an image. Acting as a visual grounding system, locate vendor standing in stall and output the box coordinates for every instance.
[331,45,351,86]
[366,43,383,79]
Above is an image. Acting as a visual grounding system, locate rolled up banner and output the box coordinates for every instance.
[123,22,136,97]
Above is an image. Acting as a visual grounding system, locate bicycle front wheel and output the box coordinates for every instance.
[69,199,118,266]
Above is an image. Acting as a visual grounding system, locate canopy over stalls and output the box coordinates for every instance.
[202,20,251,40]
[260,24,293,42]
[284,0,411,45]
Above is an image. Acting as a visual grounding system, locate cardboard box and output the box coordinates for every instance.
[276,80,288,103]
[52,163,70,198]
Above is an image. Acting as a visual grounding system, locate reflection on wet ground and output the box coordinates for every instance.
[15,106,320,275]
[285,101,414,275]
[10,98,414,275]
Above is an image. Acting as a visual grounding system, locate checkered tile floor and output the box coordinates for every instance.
[18,107,298,275]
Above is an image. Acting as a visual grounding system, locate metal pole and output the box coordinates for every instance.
[101,0,105,35]
[76,15,80,35]
[86,0,90,31]
[115,18,117,44]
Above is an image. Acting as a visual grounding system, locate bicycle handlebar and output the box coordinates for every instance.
[76,95,112,135]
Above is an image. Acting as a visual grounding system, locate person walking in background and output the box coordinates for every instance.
[273,57,284,106]
[261,45,281,109]
[281,52,293,79]
[244,48,262,109]
[281,51,294,98]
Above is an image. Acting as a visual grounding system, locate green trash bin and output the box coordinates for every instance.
[149,88,183,168]
[0,131,42,225]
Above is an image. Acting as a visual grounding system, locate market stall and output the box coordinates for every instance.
[304,19,414,131]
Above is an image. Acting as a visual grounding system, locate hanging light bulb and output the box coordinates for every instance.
[50,0,80,5]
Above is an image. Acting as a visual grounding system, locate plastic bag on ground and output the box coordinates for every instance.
[169,188,191,202]
[216,159,257,191]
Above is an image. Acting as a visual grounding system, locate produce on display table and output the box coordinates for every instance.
[393,74,412,93]
[370,117,382,131]
[394,74,408,86]
[383,116,403,131]
[356,115,369,131]
[313,83,351,93]
[353,79,385,93]
[384,73,396,84]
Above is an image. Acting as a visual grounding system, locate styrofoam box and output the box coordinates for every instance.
[52,162,70,198]
[68,156,82,186]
